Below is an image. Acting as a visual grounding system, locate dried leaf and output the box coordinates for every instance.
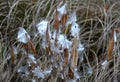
[61,14,68,27]
[70,38,78,69]
[68,67,74,79]
[54,10,59,31]
[11,46,15,65]
[107,37,114,60]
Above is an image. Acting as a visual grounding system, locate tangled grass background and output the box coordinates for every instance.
[1,0,120,82]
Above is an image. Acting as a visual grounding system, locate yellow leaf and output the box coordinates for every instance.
[64,24,71,34]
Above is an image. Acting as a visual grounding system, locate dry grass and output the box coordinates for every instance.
[1,0,120,82]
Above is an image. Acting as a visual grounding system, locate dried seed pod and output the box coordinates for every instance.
[68,67,74,79]
[70,38,78,69]
[63,48,69,67]
[107,36,114,60]
[61,14,68,27]
[29,41,37,56]
[54,10,60,31]
[10,46,15,65]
